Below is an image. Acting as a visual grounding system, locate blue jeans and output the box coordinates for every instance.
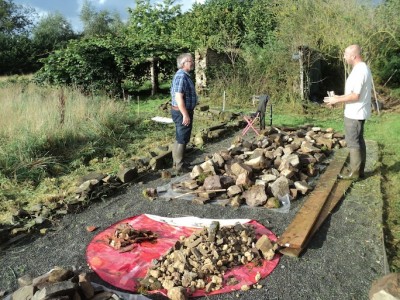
[171,109,194,144]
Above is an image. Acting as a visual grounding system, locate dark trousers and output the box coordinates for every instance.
[171,109,194,144]
[344,116,365,150]
[344,116,367,175]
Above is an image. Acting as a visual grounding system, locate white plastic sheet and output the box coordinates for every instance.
[157,174,291,213]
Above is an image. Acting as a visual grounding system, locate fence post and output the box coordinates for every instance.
[222,90,226,111]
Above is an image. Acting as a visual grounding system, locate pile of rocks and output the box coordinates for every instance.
[10,267,121,300]
[169,125,346,207]
[140,221,277,299]
[107,223,158,252]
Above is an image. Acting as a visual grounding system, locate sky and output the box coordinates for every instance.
[12,0,204,32]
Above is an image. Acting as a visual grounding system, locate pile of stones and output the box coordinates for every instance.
[168,125,346,207]
[107,223,158,252]
[140,221,277,299]
[9,267,121,300]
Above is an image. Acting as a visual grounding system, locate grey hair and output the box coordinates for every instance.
[177,53,193,69]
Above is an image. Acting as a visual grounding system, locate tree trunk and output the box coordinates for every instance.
[150,57,159,96]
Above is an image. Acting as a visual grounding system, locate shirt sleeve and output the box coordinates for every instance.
[172,74,185,94]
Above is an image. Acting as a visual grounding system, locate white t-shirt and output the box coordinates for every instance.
[344,62,372,120]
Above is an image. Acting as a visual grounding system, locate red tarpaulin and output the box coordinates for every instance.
[86,214,280,297]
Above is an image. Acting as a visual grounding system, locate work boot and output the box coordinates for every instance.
[172,141,178,169]
[338,148,362,181]
[173,143,190,175]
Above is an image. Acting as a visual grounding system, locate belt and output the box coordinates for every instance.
[171,106,194,112]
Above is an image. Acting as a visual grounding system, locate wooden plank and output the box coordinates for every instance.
[279,179,352,257]
[277,148,349,249]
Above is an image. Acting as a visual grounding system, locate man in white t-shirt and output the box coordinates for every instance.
[324,44,372,180]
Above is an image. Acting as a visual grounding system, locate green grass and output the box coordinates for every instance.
[365,112,400,271]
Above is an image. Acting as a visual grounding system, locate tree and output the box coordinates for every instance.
[79,0,124,37]
[368,0,400,85]
[243,0,276,47]
[32,12,76,57]
[173,0,253,67]
[35,37,128,96]
[0,0,34,34]
[126,0,184,95]
[0,33,33,74]
[0,0,35,74]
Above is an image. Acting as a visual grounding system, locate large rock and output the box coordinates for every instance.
[245,154,270,170]
[117,166,138,183]
[269,176,290,199]
[242,185,268,207]
[230,162,253,177]
[220,175,235,188]
[32,267,74,288]
[294,180,310,195]
[32,281,77,300]
[236,173,252,186]
[369,273,400,300]
[301,141,321,153]
[203,175,222,190]
[167,286,188,300]
[200,160,217,175]
[211,153,225,168]
[12,285,35,300]
[227,185,243,197]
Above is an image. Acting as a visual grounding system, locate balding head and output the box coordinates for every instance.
[344,44,363,66]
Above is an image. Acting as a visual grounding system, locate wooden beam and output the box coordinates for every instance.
[279,179,352,257]
[277,148,349,249]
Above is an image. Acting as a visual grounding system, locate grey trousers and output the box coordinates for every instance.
[344,116,367,175]
[344,116,366,150]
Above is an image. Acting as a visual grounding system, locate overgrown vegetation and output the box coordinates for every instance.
[0,83,173,223]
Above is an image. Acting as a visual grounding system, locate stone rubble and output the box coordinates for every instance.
[139,221,277,298]
[168,125,345,207]
[106,223,158,253]
[10,267,122,300]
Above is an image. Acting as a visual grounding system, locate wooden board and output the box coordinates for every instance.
[277,148,349,249]
[279,179,352,257]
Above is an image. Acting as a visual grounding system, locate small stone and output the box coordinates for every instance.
[167,286,188,300]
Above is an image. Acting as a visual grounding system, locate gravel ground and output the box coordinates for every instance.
[0,132,386,300]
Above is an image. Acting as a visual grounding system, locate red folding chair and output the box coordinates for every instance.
[242,94,271,136]
[242,112,260,136]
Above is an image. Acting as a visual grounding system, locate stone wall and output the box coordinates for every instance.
[195,49,230,94]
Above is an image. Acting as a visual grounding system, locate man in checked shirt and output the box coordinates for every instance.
[170,53,198,174]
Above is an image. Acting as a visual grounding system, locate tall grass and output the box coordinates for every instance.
[0,83,132,181]
[0,83,175,223]
[0,83,135,221]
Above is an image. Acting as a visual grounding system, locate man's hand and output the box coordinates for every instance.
[182,113,191,126]
[323,96,339,108]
